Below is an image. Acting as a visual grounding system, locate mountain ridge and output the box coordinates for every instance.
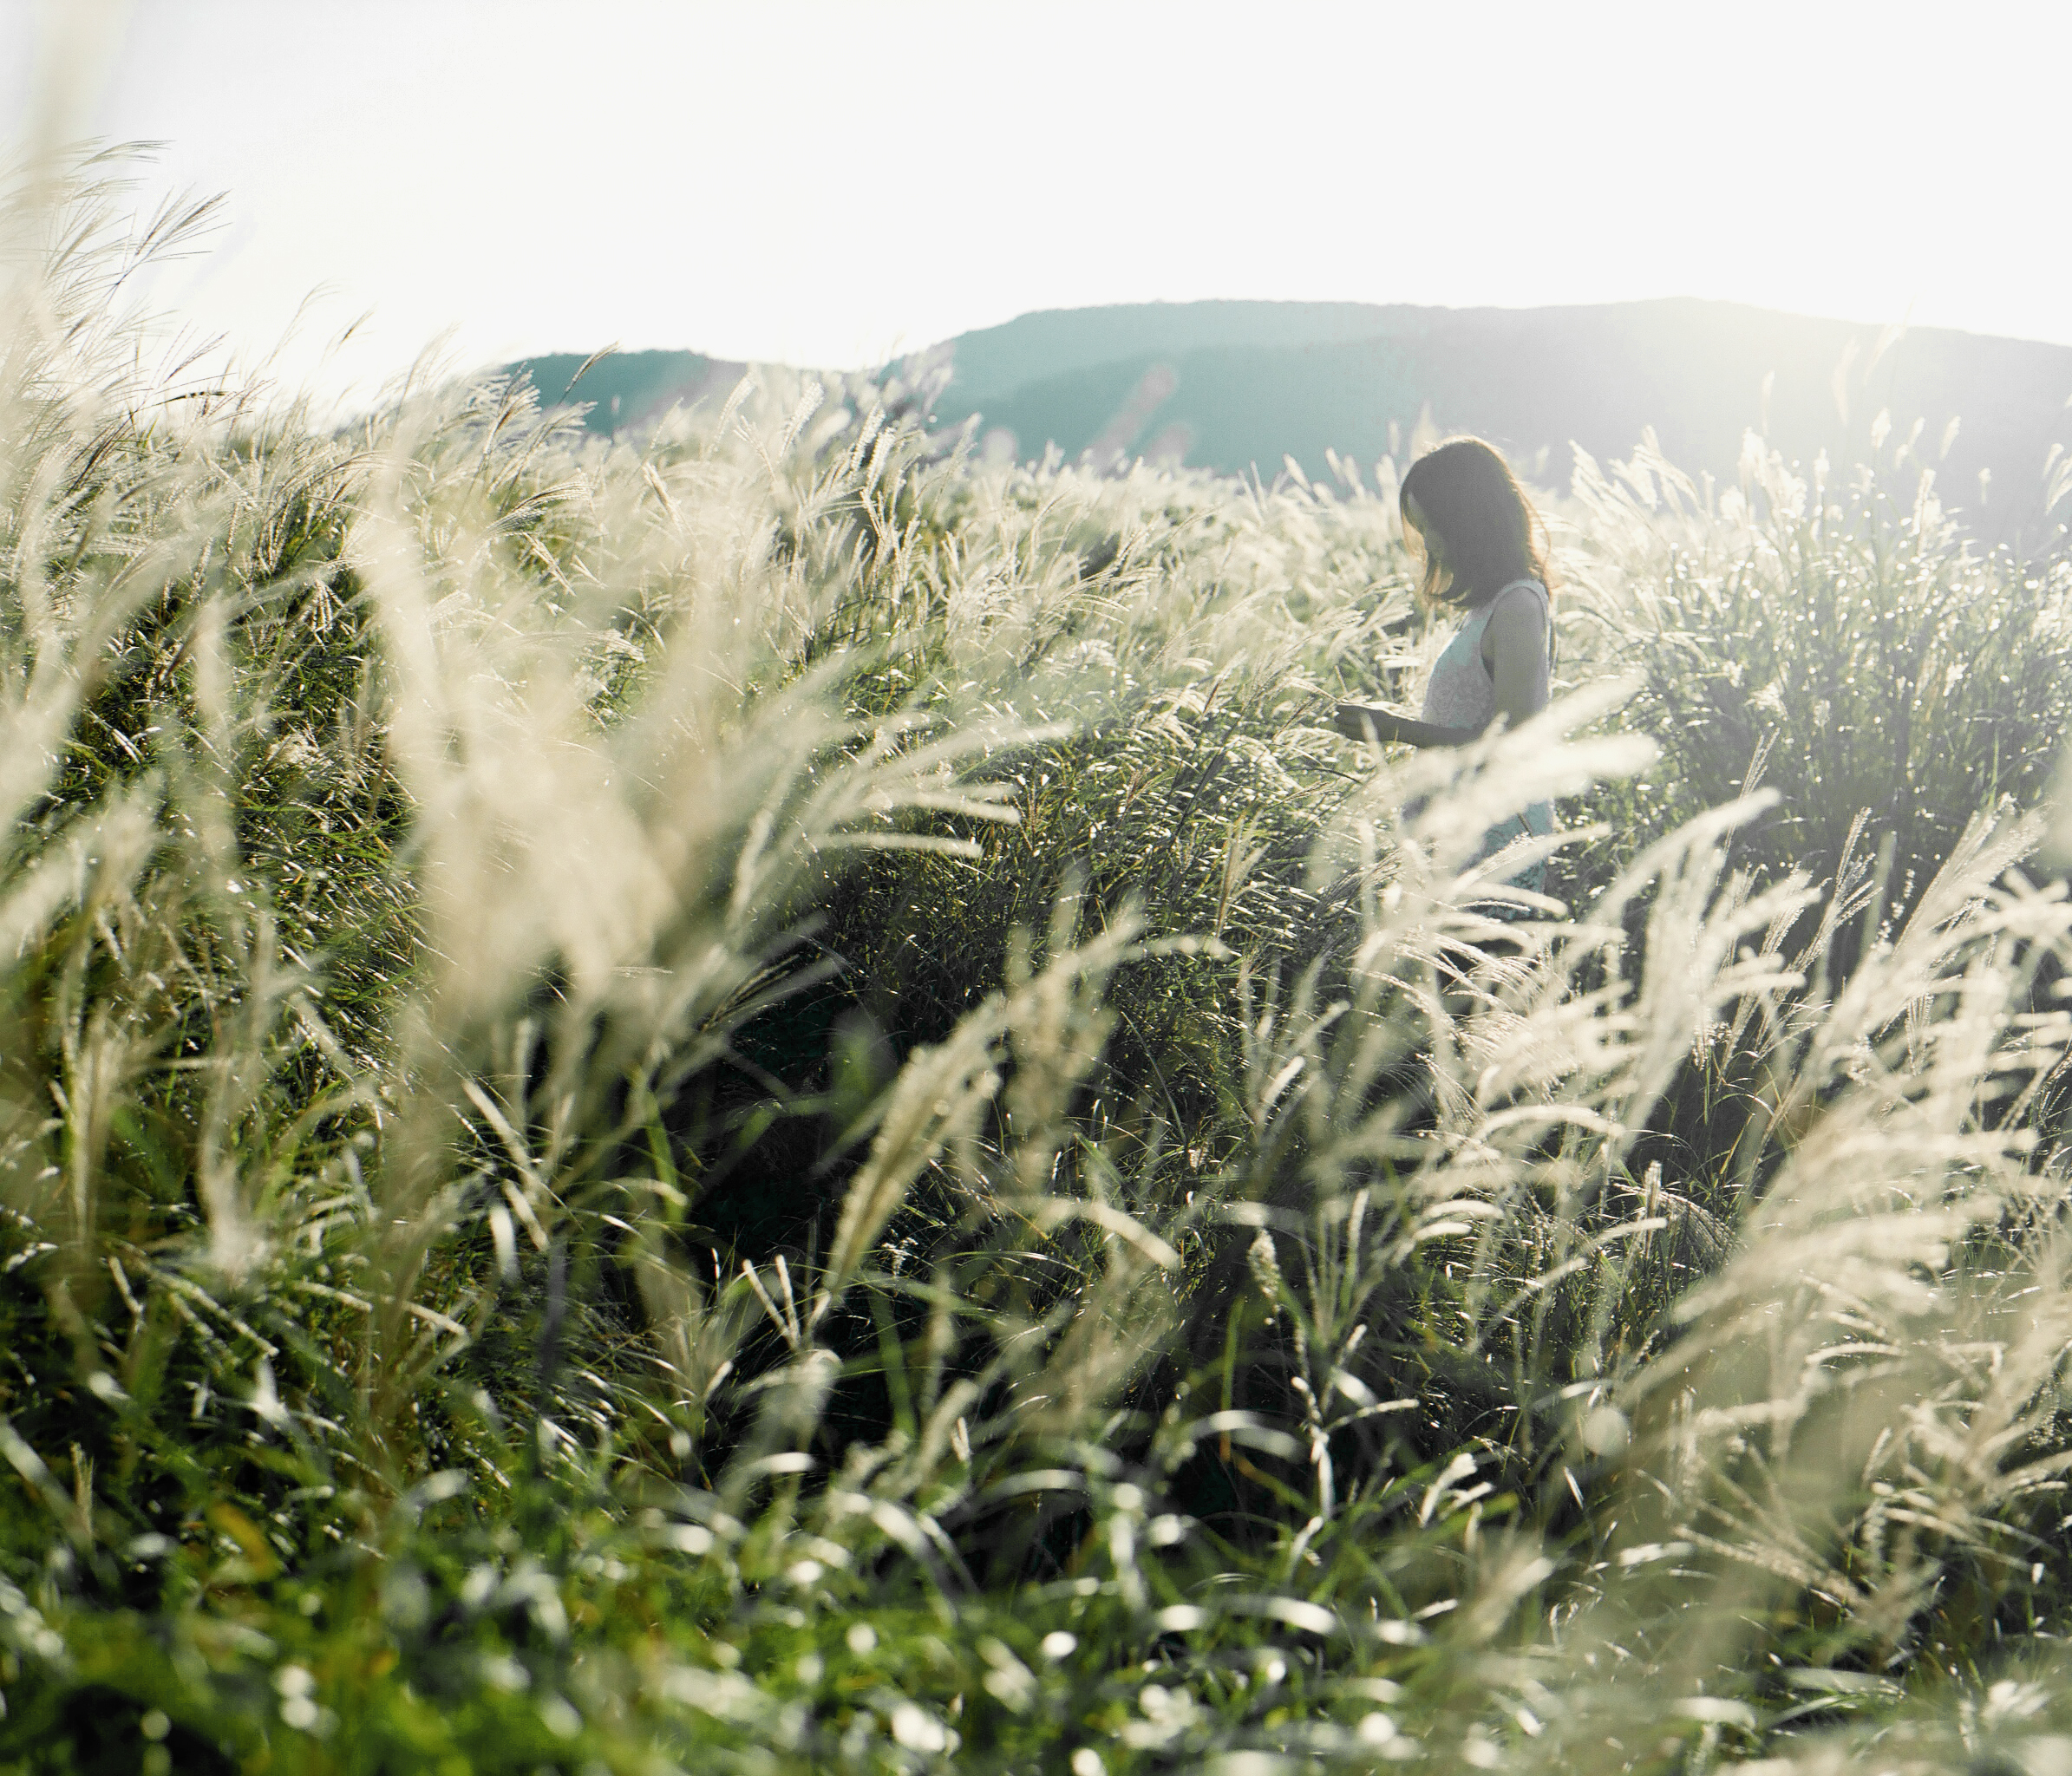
[512,297,2072,545]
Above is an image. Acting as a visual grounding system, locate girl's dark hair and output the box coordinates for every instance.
[1398,436,1552,610]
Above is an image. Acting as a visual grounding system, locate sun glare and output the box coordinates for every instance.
[1,0,2064,408]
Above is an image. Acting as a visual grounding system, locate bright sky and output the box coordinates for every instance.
[3,0,2065,413]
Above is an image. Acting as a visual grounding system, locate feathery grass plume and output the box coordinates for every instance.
[7,148,2072,1772]
[1564,426,2072,935]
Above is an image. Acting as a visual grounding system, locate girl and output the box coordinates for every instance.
[1333,435,1556,904]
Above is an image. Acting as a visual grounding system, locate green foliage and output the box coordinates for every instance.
[1565,434,2072,916]
[3,155,2072,1776]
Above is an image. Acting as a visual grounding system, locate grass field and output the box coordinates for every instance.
[8,159,2072,1775]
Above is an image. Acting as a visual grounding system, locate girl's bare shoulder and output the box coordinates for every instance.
[1481,580,1549,653]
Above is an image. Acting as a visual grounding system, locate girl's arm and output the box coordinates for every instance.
[1333,591,1548,749]
[1483,590,1548,729]
[1331,703,1473,748]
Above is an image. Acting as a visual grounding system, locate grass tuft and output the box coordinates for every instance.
[2,155,2071,1773]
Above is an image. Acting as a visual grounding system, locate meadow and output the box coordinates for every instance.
[8,160,2072,1774]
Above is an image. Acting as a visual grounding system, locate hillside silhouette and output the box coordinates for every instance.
[514,298,2072,545]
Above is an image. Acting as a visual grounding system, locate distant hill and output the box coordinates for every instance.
[513,349,743,434]
[511,298,2072,546]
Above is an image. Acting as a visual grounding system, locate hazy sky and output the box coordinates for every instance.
[3,0,2065,410]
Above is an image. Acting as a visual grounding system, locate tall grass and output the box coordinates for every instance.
[4,156,2072,1775]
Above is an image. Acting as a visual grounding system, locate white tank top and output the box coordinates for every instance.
[1416,578,1556,904]
[1419,578,1552,732]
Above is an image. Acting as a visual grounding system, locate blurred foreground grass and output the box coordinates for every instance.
[6,158,2072,1774]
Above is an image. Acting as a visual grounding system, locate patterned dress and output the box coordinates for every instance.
[1418,578,1554,903]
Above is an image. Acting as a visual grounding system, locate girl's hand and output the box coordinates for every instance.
[1334,701,1397,744]
[1334,702,1466,750]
